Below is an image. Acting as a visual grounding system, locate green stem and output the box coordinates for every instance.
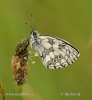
[18,86,22,100]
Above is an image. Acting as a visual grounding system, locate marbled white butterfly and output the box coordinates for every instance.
[30,30,80,69]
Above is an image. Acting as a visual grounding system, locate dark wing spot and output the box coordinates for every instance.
[48,38,55,45]
[58,43,65,50]
[58,55,62,59]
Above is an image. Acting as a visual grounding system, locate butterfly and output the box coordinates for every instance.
[30,30,80,69]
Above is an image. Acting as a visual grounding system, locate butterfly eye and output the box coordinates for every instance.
[33,32,37,36]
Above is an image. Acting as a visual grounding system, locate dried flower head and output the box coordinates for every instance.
[11,38,30,86]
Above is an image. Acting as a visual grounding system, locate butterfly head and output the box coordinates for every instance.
[31,30,40,38]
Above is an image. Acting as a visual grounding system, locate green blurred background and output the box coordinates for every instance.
[0,0,92,100]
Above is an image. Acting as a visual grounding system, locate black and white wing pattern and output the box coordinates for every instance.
[30,32,80,69]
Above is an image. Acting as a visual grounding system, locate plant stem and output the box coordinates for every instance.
[18,86,22,100]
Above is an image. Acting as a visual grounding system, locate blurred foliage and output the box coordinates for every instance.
[0,0,92,100]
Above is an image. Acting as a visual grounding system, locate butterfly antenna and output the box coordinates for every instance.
[30,14,37,30]
[25,14,37,31]
[25,22,35,30]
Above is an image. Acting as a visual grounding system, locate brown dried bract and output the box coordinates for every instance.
[0,83,6,100]
[11,38,30,86]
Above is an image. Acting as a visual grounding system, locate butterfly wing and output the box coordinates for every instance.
[32,35,80,69]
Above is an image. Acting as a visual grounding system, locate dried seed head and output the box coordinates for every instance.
[11,38,30,86]
[15,38,30,58]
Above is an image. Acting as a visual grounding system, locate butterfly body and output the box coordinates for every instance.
[30,30,80,69]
